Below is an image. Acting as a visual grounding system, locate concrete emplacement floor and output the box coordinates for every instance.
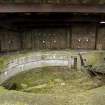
[0,50,105,105]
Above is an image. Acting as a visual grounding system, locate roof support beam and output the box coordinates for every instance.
[0,4,104,13]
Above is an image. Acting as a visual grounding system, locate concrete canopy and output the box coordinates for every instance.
[0,3,104,13]
[0,0,105,4]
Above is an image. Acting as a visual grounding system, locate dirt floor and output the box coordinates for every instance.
[0,67,105,105]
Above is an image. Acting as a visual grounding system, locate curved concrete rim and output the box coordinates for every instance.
[0,50,104,84]
[0,51,81,84]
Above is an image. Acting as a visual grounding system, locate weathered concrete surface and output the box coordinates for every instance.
[0,30,21,52]
[0,51,81,84]
[1,24,105,51]
[71,23,96,49]
[1,50,105,84]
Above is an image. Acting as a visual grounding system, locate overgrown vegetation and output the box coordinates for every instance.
[0,51,105,105]
[4,66,104,94]
[0,86,7,94]
[1,66,105,105]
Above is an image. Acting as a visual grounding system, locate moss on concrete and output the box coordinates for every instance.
[0,50,105,74]
[0,74,105,105]
[81,51,105,66]
[1,50,105,105]
[0,86,7,94]
[4,66,103,94]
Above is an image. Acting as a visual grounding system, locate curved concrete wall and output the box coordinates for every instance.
[0,51,81,84]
